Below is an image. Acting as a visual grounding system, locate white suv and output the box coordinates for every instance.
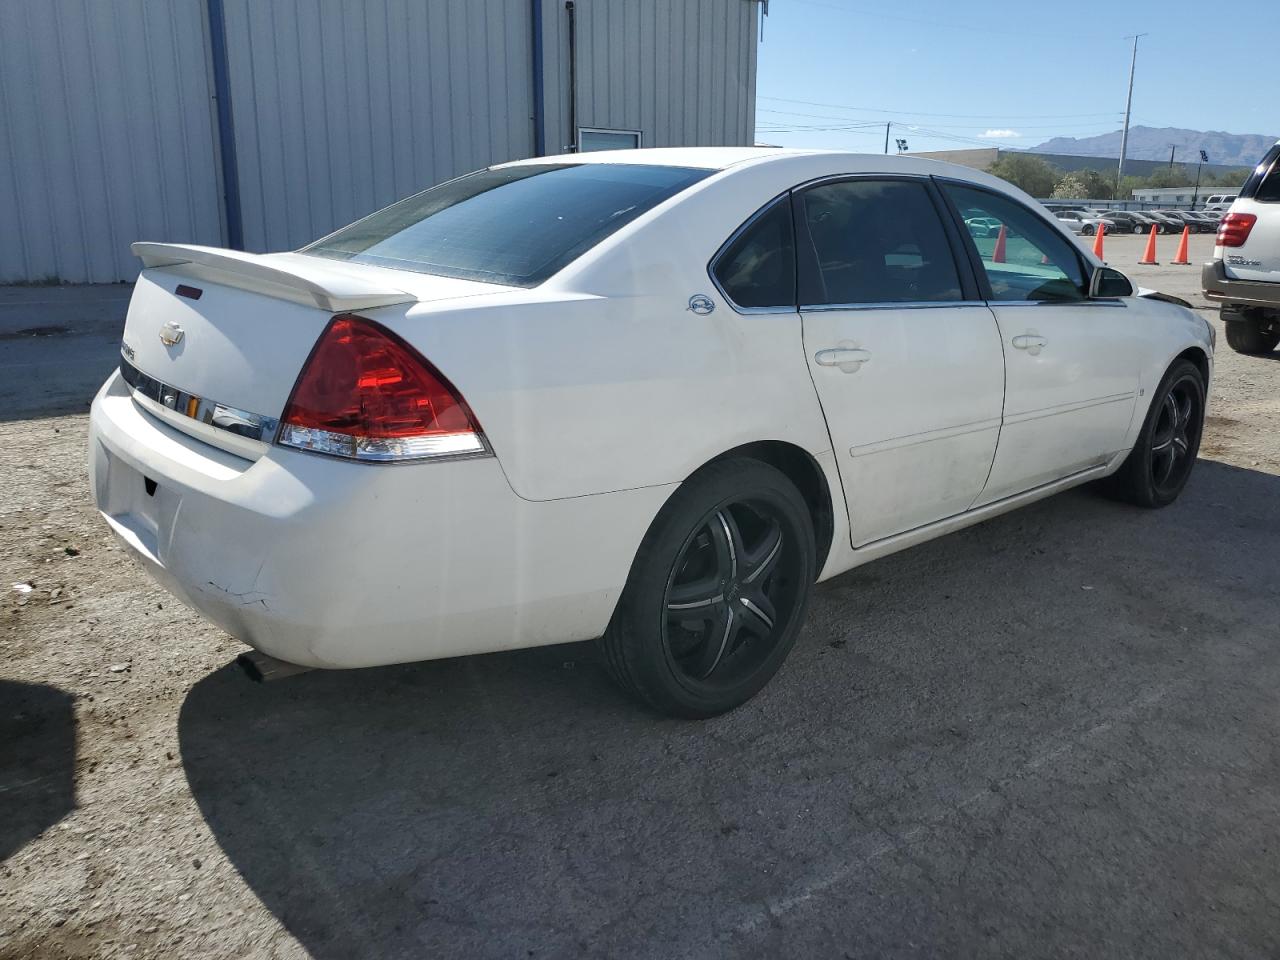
[1203,142,1280,354]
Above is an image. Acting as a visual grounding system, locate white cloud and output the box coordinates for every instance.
[980,129,1021,139]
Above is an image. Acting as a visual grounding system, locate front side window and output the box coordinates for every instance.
[942,183,1087,302]
[304,163,710,287]
[797,179,963,306]
[712,196,796,309]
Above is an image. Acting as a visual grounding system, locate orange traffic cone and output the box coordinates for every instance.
[1092,221,1106,259]
[993,224,1007,263]
[1139,224,1159,265]
[1172,225,1190,265]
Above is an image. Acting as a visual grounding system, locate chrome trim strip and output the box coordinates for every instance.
[849,417,1003,458]
[1002,392,1136,426]
[987,298,1127,308]
[118,354,279,444]
[801,299,988,313]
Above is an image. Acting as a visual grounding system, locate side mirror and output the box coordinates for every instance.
[1090,266,1133,299]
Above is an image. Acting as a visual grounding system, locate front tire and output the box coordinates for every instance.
[1083,225,1095,236]
[1107,359,1205,508]
[600,458,816,718]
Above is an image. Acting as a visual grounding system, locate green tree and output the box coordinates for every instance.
[1073,169,1115,200]
[1050,173,1089,199]
[986,154,1060,197]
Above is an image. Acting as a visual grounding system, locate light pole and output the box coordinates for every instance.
[1116,33,1146,195]
[1192,149,1208,208]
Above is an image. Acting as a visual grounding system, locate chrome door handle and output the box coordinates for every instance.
[1011,334,1048,356]
[814,348,871,373]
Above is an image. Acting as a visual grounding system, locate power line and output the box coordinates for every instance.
[758,95,1127,122]
[757,109,1124,132]
[787,0,1116,42]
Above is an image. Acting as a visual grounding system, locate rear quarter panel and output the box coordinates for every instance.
[377,159,857,503]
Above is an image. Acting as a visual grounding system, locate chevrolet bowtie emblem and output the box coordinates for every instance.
[159,320,185,346]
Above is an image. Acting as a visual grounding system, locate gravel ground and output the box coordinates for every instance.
[3,233,1280,959]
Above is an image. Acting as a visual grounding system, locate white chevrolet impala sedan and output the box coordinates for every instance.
[89,148,1213,717]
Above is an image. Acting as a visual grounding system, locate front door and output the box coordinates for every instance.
[939,182,1143,504]
[795,177,1006,547]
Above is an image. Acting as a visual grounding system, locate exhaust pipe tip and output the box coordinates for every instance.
[237,650,314,683]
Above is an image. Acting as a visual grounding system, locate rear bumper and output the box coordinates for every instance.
[1202,260,1280,311]
[89,371,670,668]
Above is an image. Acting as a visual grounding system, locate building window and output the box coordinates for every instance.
[578,128,641,152]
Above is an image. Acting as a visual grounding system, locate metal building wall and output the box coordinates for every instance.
[221,0,536,254]
[540,0,758,155]
[0,0,224,283]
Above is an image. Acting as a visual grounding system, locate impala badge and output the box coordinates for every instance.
[159,320,185,346]
[687,294,715,315]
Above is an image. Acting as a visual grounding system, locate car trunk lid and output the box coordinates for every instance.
[119,244,509,459]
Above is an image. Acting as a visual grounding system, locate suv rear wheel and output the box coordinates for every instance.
[1224,313,1280,355]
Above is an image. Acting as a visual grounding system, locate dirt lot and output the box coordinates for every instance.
[3,233,1280,959]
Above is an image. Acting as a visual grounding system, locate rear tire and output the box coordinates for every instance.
[1083,225,1095,236]
[599,458,816,718]
[1107,359,1205,508]
[1224,318,1280,355]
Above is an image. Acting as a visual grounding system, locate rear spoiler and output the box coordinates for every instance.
[131,243,415,313]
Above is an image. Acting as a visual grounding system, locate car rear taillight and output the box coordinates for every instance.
[277,314,488,462]
[1217,212,1257,247]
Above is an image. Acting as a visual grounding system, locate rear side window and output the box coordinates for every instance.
[796,179,963,306]
[304,163,711,286]
[943,183,1087,302]
[1240,144,1280,202]
[712,196,796,309]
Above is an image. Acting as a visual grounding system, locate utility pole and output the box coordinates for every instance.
[884,122,890,155]
[1168,144,1176,169]
[1116,33,1145,196]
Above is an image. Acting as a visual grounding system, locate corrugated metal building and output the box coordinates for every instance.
[0,0,761,283]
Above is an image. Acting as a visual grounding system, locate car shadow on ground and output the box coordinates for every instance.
[1,680,77,862]
[179,460,1280,960]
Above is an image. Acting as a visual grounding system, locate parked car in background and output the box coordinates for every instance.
[964,216,1003,238]
[1155,210,1212,234]
[1104,210,1161,234]
[1203,194,1238,213]
[1055,211,1114,236]
[89,148,1214,717]
[1185,211,1221,231]
[1203,142,1280,355]
[1143,211,1185,234]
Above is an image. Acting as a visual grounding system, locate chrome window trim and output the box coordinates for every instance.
[986,298,1127,308]
[119,353,279,447]
[800,300,988,313]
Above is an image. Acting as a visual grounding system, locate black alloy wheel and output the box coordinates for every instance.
[600,458,815,718]
[1107,359,1205,508]
[663,501,795,686]
[1148,376,1201,496]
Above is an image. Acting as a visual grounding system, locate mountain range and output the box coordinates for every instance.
[1028,126,1276,167]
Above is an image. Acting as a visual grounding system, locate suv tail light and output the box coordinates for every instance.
[1217,212,1257,248]
[278,314,488,462]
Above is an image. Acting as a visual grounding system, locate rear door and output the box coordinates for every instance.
[795,177,1005,547]
[938,181,1143,503]
[1220,142,1280,283]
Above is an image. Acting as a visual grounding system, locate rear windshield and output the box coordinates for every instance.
[302,163,712,286]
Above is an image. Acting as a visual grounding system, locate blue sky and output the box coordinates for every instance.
[755,0,1279,155]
